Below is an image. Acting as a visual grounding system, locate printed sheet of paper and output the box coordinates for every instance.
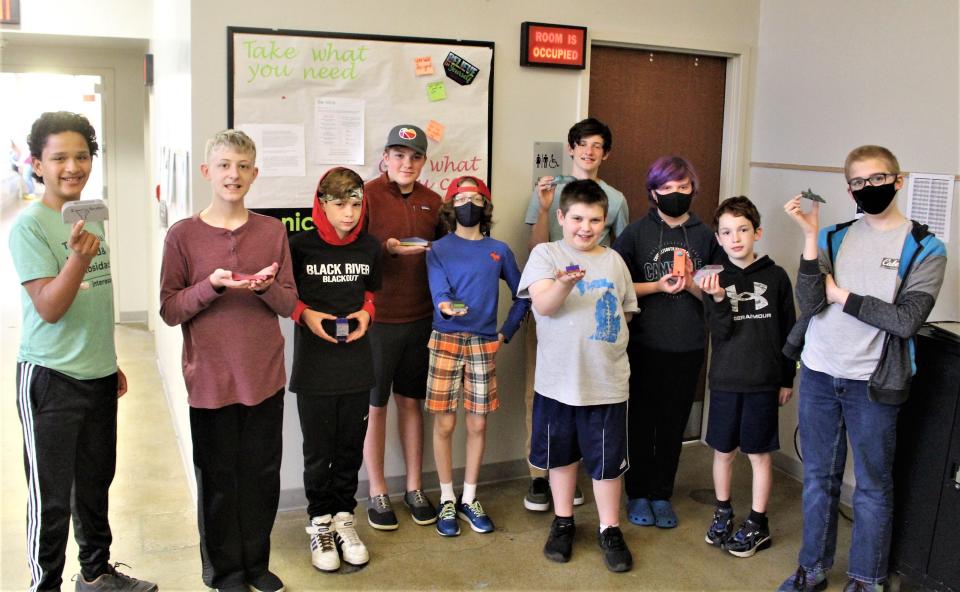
[907,172,955,243]
[313,98,365,165]
[238,123,306,177]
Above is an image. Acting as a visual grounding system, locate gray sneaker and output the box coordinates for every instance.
[75,563,158,592]
[367,493,399,531]
[403,489,437,525]
[524,477,551,511]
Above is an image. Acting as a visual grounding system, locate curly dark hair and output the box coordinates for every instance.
[567,117,612,153]
[27,111,99,182]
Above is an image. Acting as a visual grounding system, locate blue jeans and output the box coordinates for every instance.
[797,364,900,584]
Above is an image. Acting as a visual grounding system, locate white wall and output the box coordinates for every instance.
[749,0,960,493]
[10,0,152,39]
[179,0,762,503]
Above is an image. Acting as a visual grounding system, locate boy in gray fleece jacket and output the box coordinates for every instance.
[777,145,946,592]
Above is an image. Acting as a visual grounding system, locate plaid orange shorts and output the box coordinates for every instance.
[426,330,500,414]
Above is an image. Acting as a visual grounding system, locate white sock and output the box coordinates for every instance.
[461,482,477,504]
[440,482,456,503]
[599,523,619,533]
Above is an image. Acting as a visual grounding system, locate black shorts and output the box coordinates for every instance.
[705,389,780,454]
[368,318,432,407]
[528,393,628,480]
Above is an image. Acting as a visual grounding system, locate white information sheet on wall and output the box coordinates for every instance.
[238,123,306,177]
[313,98,364,165]
[907,173,954,243]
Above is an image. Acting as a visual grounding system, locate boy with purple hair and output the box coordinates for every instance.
[613,155,723,529]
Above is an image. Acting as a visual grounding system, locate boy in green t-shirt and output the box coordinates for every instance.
[9,111,157,592]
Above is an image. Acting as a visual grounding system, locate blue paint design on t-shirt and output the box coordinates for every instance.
[575,278,621,343]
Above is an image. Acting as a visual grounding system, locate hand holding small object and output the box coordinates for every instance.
[555,266,586,285]
[697,273,725,303]
[301,308,339,344]
[784,195,820,237]
[439,301,469,317]
[386,237,430,255]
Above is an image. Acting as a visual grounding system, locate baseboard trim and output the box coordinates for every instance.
[278,457,531,512]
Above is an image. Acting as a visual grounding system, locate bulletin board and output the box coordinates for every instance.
[227,27,494,221]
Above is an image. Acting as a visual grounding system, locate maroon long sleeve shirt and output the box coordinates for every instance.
[160,213,297,409]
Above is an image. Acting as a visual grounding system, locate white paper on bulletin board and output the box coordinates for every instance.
[906,172,954,243]
[228,27,494,210]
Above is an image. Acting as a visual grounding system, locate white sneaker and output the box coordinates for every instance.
[306,514,340,572]
[333,511,369,567]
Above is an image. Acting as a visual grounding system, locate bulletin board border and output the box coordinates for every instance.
[226,25,496,186]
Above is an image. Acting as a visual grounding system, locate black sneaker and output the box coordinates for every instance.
[367,493,399,531]
[524,477,551,511]
[543,516,575,563]
[74,563,158,592]
[727,518,772,558]
[597,526,633,573]
[403,489,437,525]
[247,571,285,592]
[705,506,735,547]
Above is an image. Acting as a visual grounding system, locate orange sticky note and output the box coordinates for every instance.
[415,56,434,76]
[425,120,444,142]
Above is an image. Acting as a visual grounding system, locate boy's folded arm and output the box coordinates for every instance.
[841,254,946,339]
[795,255,828,316]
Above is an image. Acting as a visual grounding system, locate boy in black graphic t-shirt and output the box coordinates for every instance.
[289,168,382,573]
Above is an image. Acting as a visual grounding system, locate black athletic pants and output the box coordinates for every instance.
[624,345,705,501]
[190,390,283,589]
[296,391,369,518]
[16,362,118,592]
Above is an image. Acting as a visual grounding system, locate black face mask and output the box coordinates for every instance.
[655,191,693,218]
[851,182,897,215]
[454,202,485,228]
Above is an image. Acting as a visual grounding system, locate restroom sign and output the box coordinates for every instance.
[520,22,587,69]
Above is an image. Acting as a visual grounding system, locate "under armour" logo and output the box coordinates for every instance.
[725,282,768,312]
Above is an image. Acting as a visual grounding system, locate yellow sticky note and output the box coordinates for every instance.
[426,120,445,142]
[415,56,434,76]
[426,81,447,102]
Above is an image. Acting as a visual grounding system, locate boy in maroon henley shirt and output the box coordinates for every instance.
[160,130,296,592]
[362,124,444,530]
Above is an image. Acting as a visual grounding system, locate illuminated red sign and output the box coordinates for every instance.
[520,22,587,70]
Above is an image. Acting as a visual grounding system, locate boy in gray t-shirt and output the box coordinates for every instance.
[779,145,946,592]
[518,180,639,573]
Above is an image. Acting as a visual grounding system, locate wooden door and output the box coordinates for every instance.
[589,46,727,440]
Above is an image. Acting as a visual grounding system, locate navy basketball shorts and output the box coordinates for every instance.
[705,389,780,454]
[529,392,629,480]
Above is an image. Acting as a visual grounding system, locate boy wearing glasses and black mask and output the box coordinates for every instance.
[425,176,529,537]
[779,145,946,592]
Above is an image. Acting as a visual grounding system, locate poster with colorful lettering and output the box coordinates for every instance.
[229,27,494,223]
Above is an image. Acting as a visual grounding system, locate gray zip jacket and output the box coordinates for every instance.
[783,219,947,404]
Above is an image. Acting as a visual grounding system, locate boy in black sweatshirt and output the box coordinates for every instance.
[698,196,795,559]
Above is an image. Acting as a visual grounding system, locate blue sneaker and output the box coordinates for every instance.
[435,500,460,537]
[457,499,495,533]
[777,566,828,591]
[627,498,655,526]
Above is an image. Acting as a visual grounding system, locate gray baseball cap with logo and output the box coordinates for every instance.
[384,124,428,156]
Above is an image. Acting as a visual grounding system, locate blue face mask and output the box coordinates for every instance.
[454,202,485,228]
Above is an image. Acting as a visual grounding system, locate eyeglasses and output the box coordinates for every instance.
[452,193,486,206]
[847,173,897,191]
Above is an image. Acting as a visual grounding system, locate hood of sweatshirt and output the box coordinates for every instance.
[724,254,776,277]
[312,167,367,246]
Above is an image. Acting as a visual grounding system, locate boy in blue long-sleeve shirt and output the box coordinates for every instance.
[425,176,529,537]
